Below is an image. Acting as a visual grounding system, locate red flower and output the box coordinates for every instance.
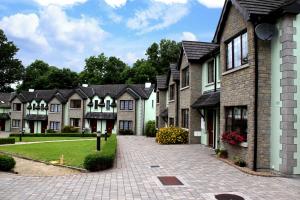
[222,131,245,146]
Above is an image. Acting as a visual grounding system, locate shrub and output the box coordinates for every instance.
[0,138,15,145]
[62,126,79,133]
[222,131,245,145]
[0,154,16,171]
[234,156,247,167]
[217,149,228,159]
[9,133,97,137]
[46,129,56,133]
[84,135,117,171]
[119,130,134,135]
[156,127,188,144]
[145,121,156,137]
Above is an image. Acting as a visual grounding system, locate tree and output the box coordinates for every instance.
[0,29,24,92]
[129,59,156,84]
[19,60,79,91]
[80,53,129,85]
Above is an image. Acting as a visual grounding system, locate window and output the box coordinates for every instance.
[41,104,45,111]
[169,118,175,127]
[13,103,21,111]
[225,107,248,141]
[106,100,111,110]
[94,100,98,109]
[50,104,60,112]
[120,100,133,110]
[182,67,189,88]
[119,120,133,130]
[208,60,215,84]
[156,117,159,128]
[12,120,20,128]
[70,100,81,109]
[33,103,36,110]
[70,118,80,127]
[156,92,160,103]
[181,109,189,129]
[226,32,248,70]
[50,121,60,131]
[169,84,175,101]
[152,100,154,108]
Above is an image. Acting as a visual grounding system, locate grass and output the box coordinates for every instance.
[9,137,94,143]
[0,138,108,168]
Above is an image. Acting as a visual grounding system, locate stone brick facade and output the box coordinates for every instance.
[48,98,64,131]
[10,98,24,133]
[156,90,167,128]
[117,92,136,134]
[68,93,85,129]
[279,14,298,174]
[167,74,178,126]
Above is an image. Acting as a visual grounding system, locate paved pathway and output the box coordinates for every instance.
[0,136,299,200]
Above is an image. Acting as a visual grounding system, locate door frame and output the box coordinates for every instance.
[206,109,215,148]
[0,120,5,131]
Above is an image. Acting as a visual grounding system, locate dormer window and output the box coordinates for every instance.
[208,60,215,84]
[226,32,248,71]
[13,103,21,111]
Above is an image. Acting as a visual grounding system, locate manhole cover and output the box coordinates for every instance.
[158,176,183,186]
[150,165,160,168]
[215,194,245,200]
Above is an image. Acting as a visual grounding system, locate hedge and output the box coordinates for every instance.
[118,130,134,135]
[0,138,15,145]
[9,133,99,137]
[145,121,156,137]
[156,127,188,144]
[84,135,117,171]
[61,126,80,133]
[0,154,16,171]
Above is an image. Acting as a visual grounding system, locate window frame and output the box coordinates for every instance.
[120,100,133,111]
[182,66,190,88]
[106,100,111,111]
[169,84,175,101]
[70,100,82,109]
[169,118,175,127]
[225,106,248,141]
[13,103,21,111]
[70,118,80,127]
[50,104,60,113]
[226,31,248,71]
[181,109,189,129]
[119,120,133,130]
[12,119,20,128]
[50,121,60,131]
[156,92,160,103]
[207,60,215,84]
[94,100,98,109]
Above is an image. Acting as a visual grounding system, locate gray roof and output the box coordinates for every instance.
[0,113,10,120]
[192,91,220,109]
[86,112,117,120]
[182,41,219,61]
[0,93,12,108]
[170,64,180,81]
[156,75,168,90]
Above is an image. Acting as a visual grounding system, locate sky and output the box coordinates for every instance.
[0,0,225,72]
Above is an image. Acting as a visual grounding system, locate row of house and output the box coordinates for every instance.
[0,84,156,135]
[156,0,300,175]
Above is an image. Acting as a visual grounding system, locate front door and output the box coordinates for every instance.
[106,120,114,134]
[0,120,5,131]
[90,119,97,133]
[207,110,214,148]
[41,121,47,133]
[29,121,34,133]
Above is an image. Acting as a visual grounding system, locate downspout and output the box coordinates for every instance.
[214,55,217,92]
[253,27,259,172]
[176,82,180,126]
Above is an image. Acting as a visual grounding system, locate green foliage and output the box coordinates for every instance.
[234,156,247,167]
[156,127,188,144]
[9,133,97,137]
[0,154,16,171]
[46,129,56,133]
[61,126,80,133]
[19,60,79,91]
[145,121,156,137]
[118,130,134,135]
[217,149,228,159]
[84,135,117,171]
[0,29,24,92]
[80,53,128,85]
[0,138,15,145]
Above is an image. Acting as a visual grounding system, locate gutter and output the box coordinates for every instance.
[253,27,259,172]
[176,81,180,126]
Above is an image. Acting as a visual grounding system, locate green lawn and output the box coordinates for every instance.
[0,139,105,168]
[10,137,94,143]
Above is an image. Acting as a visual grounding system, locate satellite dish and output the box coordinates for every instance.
[255,23,277,41]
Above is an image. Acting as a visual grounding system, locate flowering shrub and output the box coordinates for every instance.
[156,127,188,144]
[222,131,245,145]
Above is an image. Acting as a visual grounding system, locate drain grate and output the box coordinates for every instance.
[215,194,245,200]
[158,176,183,186]
[150,165,160,168]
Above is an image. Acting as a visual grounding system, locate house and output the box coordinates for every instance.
[0,93,12,132]
[7,84,156,136]
[155,75,168,128]
[177,41,219,144]
[214,0,300,174]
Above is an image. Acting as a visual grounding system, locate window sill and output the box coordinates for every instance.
[240,142,248,148]
[222,64,249,76]
[205,82,215,87]
[180,86,190,91]
[70,108,82,110]
[169,100,175,103]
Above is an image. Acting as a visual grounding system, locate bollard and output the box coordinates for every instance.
[105,129,108,141]
[97,131,101,151]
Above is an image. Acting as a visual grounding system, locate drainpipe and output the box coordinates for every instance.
[214,55,217,92]
[253,28,259,172]
[176,81,180,126]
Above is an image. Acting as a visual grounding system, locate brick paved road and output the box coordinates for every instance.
[0,136,299,200]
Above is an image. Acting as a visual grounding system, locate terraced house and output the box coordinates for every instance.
[1,84,156,136]
[156,0,300,175]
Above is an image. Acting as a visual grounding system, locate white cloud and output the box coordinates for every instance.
[181,31,197,41]
[125,52,139,65]
[0,13,49,48]
[104,0,127,8]
[127,3,189,34]
[33,0,88,7]
[154,0,188,4]
[109,12,123,23]
[197,0,225,8]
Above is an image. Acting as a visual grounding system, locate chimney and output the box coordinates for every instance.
[29,89,35,92]
[82,84,89,88]
[145,82,151,89]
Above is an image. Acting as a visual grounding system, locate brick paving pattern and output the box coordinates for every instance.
[0,136,299,200]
